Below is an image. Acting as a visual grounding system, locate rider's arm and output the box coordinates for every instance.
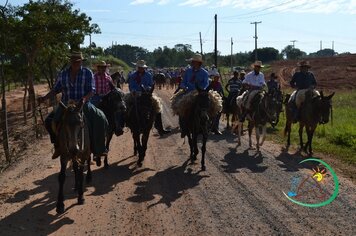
[290,73,297,88]
[310,72,317,88]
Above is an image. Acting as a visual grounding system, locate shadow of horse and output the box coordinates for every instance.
[127,160,209,208]
[276,149,321,172]
[0,157,150,235]
[220,147,268,174]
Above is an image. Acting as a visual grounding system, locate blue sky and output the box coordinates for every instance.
[4,0,356,55]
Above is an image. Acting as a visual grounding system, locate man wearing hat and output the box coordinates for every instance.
[38,51,108,160]
[267,73,281,93]
[209,71,224,135]
[91,61,115,106]
[289,60,318,122]
[225,70,243,108]
[240,61,267,122]
[128,60,171,136]
[180,53,209,92]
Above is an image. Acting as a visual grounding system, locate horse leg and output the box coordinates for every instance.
[237,122,242,146]
[201,134,207,171]
[73,160,79,192]
[56,157,67,214]
[285,120,292,148]
[260,125,266,146]
[192,133,199,161]
[134,133,143,167]
[248,122,253,148]
[133,133,138,156]
[187,133,195,162]
[299,124,304,151]
[255,125,260,152]
[104,131,114,169]
[76,162,85,205]
[86,156,92,183]
[307,125,316,155]
[226,113,230,129]
[140,131,150,164]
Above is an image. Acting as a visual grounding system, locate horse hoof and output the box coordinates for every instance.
[56,203,65,214]
[77,197,85,205]
[201,166,206,171]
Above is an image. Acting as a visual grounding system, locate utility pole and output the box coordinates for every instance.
[214,14,218,67]
[89,34,92,68]
[332,41,334,55]
[230,37,233,72]
[199,32,203,55]
[290,40,297,48]
[320,40,322,51]
[251,21,262,61]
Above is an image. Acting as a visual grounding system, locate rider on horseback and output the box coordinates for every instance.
[239,61,267,122]
[225,70,243,108]
[38,50,108,160]
[128,60,171,136]
[178,53,209,137]
[209,71,224,135]
[289,60,318,122]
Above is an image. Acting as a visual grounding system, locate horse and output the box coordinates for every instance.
[236,91,279,151]
[183,88,211,171]
[56,100,90,214]
[97,88,126,168]
[284,90,334,155]
[126,85,157,167]
[222,90,240,129]
[267,88,284,128]
[153,73,166,90]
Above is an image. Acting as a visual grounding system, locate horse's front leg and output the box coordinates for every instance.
[192,132,199,160]
[236,121,242,146]
[201,134,207,171]
[307,125,316,155]
[104,130,114,169]
[187,132,195,162]
[140,130,150,164]
[86,156,92,183]
[260,125,266,146]
[248,121,253,148]
[226,113,230,129]
[75,161,85,205]
[299,124,304,151]
[285,120,292,148]
[255,125,260,152]
[56,157,68,214]
[134,133,143,167]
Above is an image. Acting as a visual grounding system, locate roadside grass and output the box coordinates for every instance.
[267,91,356,164]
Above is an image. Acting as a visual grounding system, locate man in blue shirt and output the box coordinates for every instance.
[38,51,108,160]
[128,60,170,136]
[179,53,209,137]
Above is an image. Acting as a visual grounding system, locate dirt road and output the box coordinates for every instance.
[0,88,355,235]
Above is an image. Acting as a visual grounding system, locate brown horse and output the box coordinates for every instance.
[56,100,90,214]
[284,90,335,155]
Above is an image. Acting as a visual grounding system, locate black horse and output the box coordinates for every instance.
[285,90,334,155]
[56,100,90,214]
[182,89,211,171]
[267,87,283,128]
[97,88,126,168]
[126,86,157,167]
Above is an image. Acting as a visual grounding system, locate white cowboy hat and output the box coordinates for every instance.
[251,60,264,68]
[136,60,148,68]
[187,53,203,63]
[211,70,220,77]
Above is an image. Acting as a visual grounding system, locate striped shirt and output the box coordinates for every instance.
[53,66,94,104]
[227,78,242,93]
[94,72,114,95]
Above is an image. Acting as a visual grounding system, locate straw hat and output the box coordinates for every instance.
[240,70,246,74]
[297,60,311,68]
[68,51,86,62]
[251,60,264,68]
[187,53,203,63]
[136,60,148,68]
[96,61,110,67]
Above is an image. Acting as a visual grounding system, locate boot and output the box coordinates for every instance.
[154,113,171,136]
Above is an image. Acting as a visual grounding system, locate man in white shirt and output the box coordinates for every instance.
[239,60,267,121]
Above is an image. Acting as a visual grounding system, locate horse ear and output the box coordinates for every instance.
[320,90,324,98]
[59,101,67,110]
[327,92,335,100]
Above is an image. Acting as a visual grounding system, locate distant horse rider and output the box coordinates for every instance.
[128,60,171,136]
[179,53,209,137]
[240,61,267,122]
[289,60,318,122]
[38,50,108,160]
[225,70,243,107]
[209,71,224,135]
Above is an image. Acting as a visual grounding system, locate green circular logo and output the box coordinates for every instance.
[282,158,339,207]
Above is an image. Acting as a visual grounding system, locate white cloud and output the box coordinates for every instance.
[158,0,170,5]
[83,9,112,13]
[130,0,155,5]
[179,0,211,7]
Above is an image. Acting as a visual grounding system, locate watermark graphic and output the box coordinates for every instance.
[283,158,339,208]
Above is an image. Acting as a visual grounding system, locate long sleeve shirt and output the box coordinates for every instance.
[94,72,114,95]
[128,71,154,92]
[290,71,317,89]
[242,71,266,89]
[180,67,209,92]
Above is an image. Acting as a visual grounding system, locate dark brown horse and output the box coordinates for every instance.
[97,88,126,168]
[56,100,90,214]
[284,90,335,155]
[126,86,157,167]
[182,89,211,171]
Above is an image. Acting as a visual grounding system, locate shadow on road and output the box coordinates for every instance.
[220,147,268,174]
[0,156,150,235]
[127,160,209,208]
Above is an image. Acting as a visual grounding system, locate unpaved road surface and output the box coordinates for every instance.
[0,88,355,236]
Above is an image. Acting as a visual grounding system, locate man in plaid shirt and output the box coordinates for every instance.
[91,61,115,106]
[39,51,108,160]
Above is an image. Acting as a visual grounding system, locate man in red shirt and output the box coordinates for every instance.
[91,61,115,106]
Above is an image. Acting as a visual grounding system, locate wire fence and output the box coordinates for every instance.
[0,103,53,169]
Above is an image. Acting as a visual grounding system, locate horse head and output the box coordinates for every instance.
[60,100,84,157]
[263,92,279,126]
[317,91,335,124]
[194,88,211,134]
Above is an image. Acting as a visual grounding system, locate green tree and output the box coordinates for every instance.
[281,45,307,60]
[250,47,280,63]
